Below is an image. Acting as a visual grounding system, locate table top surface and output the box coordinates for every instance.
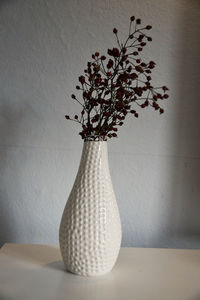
[1,243,200,300]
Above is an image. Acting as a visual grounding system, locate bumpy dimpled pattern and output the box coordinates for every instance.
[59,141,122,276]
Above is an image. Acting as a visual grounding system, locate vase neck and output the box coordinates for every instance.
[79,141,108,170]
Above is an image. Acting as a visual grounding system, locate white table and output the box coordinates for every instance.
[1,244,200,300]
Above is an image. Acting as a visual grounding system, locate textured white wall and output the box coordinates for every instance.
[0,0,200,248]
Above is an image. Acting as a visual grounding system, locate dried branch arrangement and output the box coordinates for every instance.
[65,16,169,141]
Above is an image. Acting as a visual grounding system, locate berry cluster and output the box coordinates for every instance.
[65,16,169,141]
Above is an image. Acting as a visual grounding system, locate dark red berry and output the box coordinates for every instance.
[135,65,144,73]
[162,86,168,91]
[146,25,152,30]
[79,76,85,84]
[160,108,164,114]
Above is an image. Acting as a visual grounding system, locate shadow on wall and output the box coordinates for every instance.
[155,1,200,249]
[0,102,25,247]
[0,0,16,10]
[0,0,22,248]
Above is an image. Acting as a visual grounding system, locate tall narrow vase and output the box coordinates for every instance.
[59,141,121,276]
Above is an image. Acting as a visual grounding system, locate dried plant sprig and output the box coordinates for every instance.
[65,16,169,141]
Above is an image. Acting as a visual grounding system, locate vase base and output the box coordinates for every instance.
[64,265,114,277]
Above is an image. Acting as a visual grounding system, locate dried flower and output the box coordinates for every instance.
[135,66,144,73]
[79,76,85,84]
[107,47,120,57]
[65,16,169,140]
[101,55,106,60]
[162,86,168,91]
[160,108,164,114]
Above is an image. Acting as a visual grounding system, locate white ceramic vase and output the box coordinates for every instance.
[59,141,121,276]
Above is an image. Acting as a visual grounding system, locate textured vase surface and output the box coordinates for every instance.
[59,141,122,276]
